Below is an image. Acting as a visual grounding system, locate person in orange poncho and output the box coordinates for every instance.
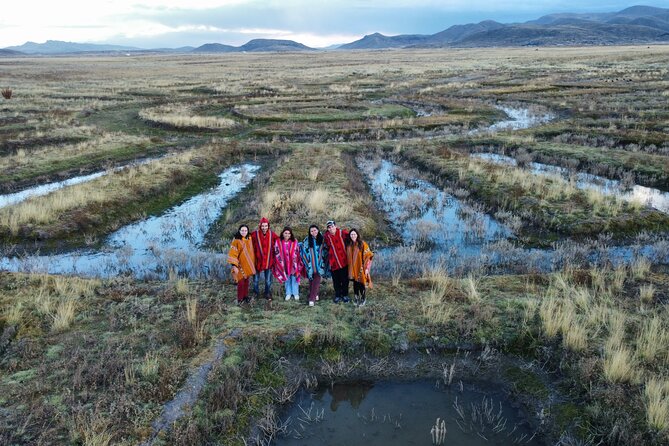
[345,228,373,307]
[227,224,256,305]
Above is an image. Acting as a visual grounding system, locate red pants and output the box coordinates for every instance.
[237,277,250,302]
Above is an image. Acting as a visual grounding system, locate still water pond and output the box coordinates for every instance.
[275,380,542,446]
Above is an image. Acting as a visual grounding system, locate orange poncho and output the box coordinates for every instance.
[346,241,373,287]
[227,237,256,283]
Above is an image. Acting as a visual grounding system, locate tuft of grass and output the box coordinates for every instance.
[463,274,481,303]
[563,318,588,352]
[421,285,454,325]
[602,344,636,384]
[631,257,652,280]
[140,352,160,380]
[174,278,190,296]
[644,378,669,432]
[539,295,561,338]
[52,299,77,331]
[636,316,667,364]
[639,284,656,304]
[4,302,24,326]
[76,413,114,446]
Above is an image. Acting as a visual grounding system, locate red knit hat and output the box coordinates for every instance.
[259,217,269,226]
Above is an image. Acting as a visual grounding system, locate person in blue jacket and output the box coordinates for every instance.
[300,224,330,307]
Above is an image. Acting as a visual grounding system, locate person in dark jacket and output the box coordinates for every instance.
[323,220,350,303]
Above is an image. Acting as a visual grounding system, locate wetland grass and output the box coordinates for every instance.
[1,45,669,446]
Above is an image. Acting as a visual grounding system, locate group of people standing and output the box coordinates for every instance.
[227,217,373,307]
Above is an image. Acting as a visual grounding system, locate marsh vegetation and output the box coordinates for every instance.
[1,46,668,445]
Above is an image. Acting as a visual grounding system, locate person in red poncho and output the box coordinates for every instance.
[323,220,350,303]
[250,217,279,301]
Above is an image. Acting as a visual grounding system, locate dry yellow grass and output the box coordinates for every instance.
[52,299,77,331]
[139,103,238,129]
[644,378,669,431]
[636,316,668,364]
[603,344,636,383]
[253,146,374,235]
[0,147,212,234]
[0,133,150,173]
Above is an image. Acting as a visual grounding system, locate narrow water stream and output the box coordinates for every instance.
[471,153,669,214]
[0,156,166,209]
[0,164,259,279]
[359,157,669,276]
[359,158,513,256]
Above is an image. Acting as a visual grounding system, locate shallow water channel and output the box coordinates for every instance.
[275,380,542,446]
[471,153,669,214]
[0,164,259,279]
[359,157,515,273]
[0,156,165,209]
[360,158,669,275]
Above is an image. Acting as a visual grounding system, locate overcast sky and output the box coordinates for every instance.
[2,1,667,49]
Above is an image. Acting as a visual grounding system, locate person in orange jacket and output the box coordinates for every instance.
[345,228,373,307]
[227,224,256,305]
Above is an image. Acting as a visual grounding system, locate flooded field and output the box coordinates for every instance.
[0,156,166,208]
[471,153,669,214]
[1,164,259,278]
[1,48,668,446]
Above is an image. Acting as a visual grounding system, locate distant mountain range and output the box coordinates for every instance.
[341,5,669,49]
[3,5,669,55]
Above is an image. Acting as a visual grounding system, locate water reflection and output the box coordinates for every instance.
[472,153,669,214]
[0,164,259,279]
[359,159,513,257]
[360,157,669,276]
[275,380,542,446]
[0,156,165,209]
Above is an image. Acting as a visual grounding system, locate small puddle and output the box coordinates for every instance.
[467,106,553,135]
[1,164,259,278]
[276,380,542,446]
[487,106,553,132]
[0,156,166,209]
[472,153,669,214]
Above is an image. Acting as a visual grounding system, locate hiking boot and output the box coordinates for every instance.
[294,295,300,301]
[359,299,366,307]
[342,296,350,303]
[333,296,341,304]
[309,301,315,307]
[285,295,291,301]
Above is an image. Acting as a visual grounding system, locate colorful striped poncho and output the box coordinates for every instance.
[227,236,256,283]
[272,239,303,284]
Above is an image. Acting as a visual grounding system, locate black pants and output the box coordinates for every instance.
[353,281,366,301]
[331,267,349,298]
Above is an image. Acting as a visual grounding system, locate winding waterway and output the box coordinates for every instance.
[471,153,669,214]
[0,164,259,279]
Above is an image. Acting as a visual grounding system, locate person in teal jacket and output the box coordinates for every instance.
[300,225,330,307]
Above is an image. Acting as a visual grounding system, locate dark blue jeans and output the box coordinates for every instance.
[253,269,273,297]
